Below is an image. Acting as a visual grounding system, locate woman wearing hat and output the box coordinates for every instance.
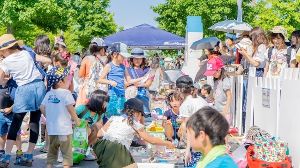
[76,37,108,106]
[126,48,154,115]
[0,34,48,166]
[265,26,295,77]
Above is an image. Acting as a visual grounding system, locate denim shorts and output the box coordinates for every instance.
[0,112,14,136]
[13,80,46,113]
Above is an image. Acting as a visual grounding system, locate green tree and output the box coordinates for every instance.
[152,0,300,38]
[0,0,117,52]
[246,0,300,36]
[152,0,241,38]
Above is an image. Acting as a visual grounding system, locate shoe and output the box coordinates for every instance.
[84,148,96,161]
[14,150,23,165]
[40,146,48,153]
[0,154,10,168]
[36,141,45,147]
[18,153,33,167]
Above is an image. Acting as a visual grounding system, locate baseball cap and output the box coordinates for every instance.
[91,37,108,47]
[204,57,224,76]
[109,42,130,58]
[124,98,145,116]
[176,75,194,88]
[47,66,70,90]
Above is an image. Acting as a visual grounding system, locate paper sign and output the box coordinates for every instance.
[262,88,270,108]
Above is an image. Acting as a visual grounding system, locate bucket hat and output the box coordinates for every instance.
[0,34,24,51]
[130,48,146,58]
[47,66,70,90]
[270,26,289,42]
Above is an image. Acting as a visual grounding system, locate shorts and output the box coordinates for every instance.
[0,112,13,136]
[47,135,73,166]
[106,93,125,119]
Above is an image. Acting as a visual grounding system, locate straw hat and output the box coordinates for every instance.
[270,26,289,42]
[0,34,24,51]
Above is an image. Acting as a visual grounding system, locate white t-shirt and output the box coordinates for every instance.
[41,88,75,135]
[179,95,208,118]
[103,116,144,149]
[0,50,42,86]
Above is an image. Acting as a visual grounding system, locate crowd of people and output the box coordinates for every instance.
[0,25,298,168]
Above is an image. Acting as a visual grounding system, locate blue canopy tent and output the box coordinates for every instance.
[104,24,185,49]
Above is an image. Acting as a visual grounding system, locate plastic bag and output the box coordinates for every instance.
[72,120,89,164]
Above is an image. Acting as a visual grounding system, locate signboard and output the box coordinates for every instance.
[262,88,270,108]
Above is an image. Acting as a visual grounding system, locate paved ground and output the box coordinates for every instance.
[9,145,98,168]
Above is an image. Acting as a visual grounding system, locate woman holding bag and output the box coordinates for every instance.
[126,48,155,115]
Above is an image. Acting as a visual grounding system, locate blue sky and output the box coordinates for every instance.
[109,0,165,29]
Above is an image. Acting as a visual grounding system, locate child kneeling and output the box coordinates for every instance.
[40,67,80,168]
[94,98,175,168]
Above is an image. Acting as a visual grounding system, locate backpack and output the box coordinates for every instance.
[85,56,107,98]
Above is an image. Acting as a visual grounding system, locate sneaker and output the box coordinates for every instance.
[14,150,23,165]
[40,146,48,153]
[84,148,96,161]
[0,154,10,168]
[18,153,33,167]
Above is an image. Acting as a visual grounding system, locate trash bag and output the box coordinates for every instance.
[73,120,89,164]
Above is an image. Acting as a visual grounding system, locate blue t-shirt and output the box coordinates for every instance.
[163,109,180,140]
[75,105,99,126]
[107,63,125,96]
[205,154,238,168]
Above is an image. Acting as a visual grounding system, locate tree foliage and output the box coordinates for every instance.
[0,0,117,52]
[152,0,300,39]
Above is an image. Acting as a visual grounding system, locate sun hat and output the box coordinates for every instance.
[270,26,289,42]
[54,36,67,48]
[109,42,130,58]
[124,98,145,116]
[46,66,70,90]
[91,37,108,47]
[176,75,194,88]
[130,48,146,58]
[204,57,224,76]
[0,34,24,51]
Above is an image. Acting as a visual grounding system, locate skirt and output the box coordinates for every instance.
[106,92,125,119]
[13,80,46,113]
[93,139,135,168]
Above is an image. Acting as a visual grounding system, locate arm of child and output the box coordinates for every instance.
[40,105,46,117]
[0,69,7,86]
[223,89,232,115]
[124,69,143,85]
[137,128,175,148]
[3,105,13,115]
[78,58,87,78]
[35,55,52,65]
[98,64,117,86]
[66,105,81,126]
[97,120,111,138]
